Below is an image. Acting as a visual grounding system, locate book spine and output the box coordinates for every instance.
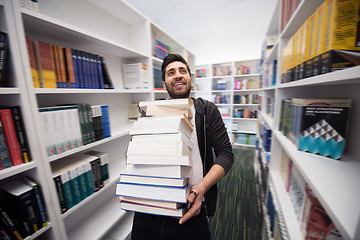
[0,119,12,169]
[29,183,48,227]
[53,175,68,213]
[90,159,100,191]
[10,106,31,163]
[0,110,23,165]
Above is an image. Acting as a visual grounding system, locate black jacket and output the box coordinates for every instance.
[193,97,234,217]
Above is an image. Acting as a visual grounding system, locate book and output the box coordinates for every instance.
[120,201,186,218]
[21,177,48,227]
[119,174,187,188]
[126,155,191,166]
[0,119,12,169]
[90,105,104,141]
[300,185,336,239]
[139,99,192,118]
[116,182,190,203]
[0,204,27,240]
[119,196,185,210]
[84,151,109,186]
[295,98,352,160]
[99,56,113,89]
[127,140,191,157]
[52,161,74,213]
[25,37,40,88]
[130,115,193,138]
[100,105,111,138]
[0,180,42,235]
[123,63,148,89]
[33,40,57,88]
[125,163,192,179]
[5,106,31,163]
[131,132,192,147]
[0,32,9,87]
[63,48,76,88]
[0,110,23,166]
[128,103,141,123]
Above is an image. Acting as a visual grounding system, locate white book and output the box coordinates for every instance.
[127,141,191,157]
[126,154,191,166]
[119,174,188,187]
[139,98,192,118]
[119,196,185,210]
[131,133,192,149]
[116,182,190,203]
[125,163,192,178]
[120,201,186,218]
[130,115,193,138]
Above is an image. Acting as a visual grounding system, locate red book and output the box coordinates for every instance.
[0,109,23,166]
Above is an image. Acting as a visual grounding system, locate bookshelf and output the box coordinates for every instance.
[258,0,360,239]
[194,59,261,148]
[0,0,195,239]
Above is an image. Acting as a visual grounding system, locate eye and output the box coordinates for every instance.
[180,69,187,74]
[167,71,174,76]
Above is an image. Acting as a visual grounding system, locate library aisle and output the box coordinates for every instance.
[209,147,261,240]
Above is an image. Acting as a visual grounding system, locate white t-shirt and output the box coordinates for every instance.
[189,105,203,186]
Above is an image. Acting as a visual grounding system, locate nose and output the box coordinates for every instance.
[174,70,182,79]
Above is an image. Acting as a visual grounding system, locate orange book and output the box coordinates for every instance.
[63,48,76,88]
[25,37,41,88]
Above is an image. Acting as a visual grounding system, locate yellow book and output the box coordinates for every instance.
[312,3,325,76]
[319,0,360,73]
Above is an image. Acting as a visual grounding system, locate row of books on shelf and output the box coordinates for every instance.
[25,36,114,89]
[153,40,171,60]
[195,68,207,78]
[234,78,260,90]
[233,108,257,119]
[280,0,301,32]
[0,106,31,170]
[212,65,232,77]
[39,104,111,157]
[233,94,259,104]
[232,132,256,146]
[19,0,39,12]
[279,98,351,160]
[116,99,194,218]
[261,59,277,88]
[153,66,164,90]
[278,155,343,239]
[0,177,48,240]
[264,185,288,240]
[0,32,10,87]
[259,122,272,153]
[281,0,360,83]
[234,64,257,76]
[52,151,109,213]
[213,94,230,104]
[214,80,228,90]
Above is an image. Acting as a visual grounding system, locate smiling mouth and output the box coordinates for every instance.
[173,82,185,87]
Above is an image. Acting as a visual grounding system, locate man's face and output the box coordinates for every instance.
[163,61,192,99]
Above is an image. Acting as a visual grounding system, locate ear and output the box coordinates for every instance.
[162,80,166,89]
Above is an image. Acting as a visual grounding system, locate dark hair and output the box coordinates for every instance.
[161,54,191,81]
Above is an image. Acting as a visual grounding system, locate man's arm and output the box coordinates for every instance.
[179,164,225,225]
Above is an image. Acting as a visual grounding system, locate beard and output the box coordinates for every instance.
[164,81,191,99]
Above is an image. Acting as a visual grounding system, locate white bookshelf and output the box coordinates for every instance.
[259,0,360,239]
[194,60,261,147]
[0,0,195,239]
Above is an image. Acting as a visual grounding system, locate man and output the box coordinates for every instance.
[131,54,234,240]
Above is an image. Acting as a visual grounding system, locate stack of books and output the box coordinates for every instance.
[116,99,193,218]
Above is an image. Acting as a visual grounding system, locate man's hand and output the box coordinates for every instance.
[179,185,204,225]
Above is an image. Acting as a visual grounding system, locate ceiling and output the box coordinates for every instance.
[124,0,278,64]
